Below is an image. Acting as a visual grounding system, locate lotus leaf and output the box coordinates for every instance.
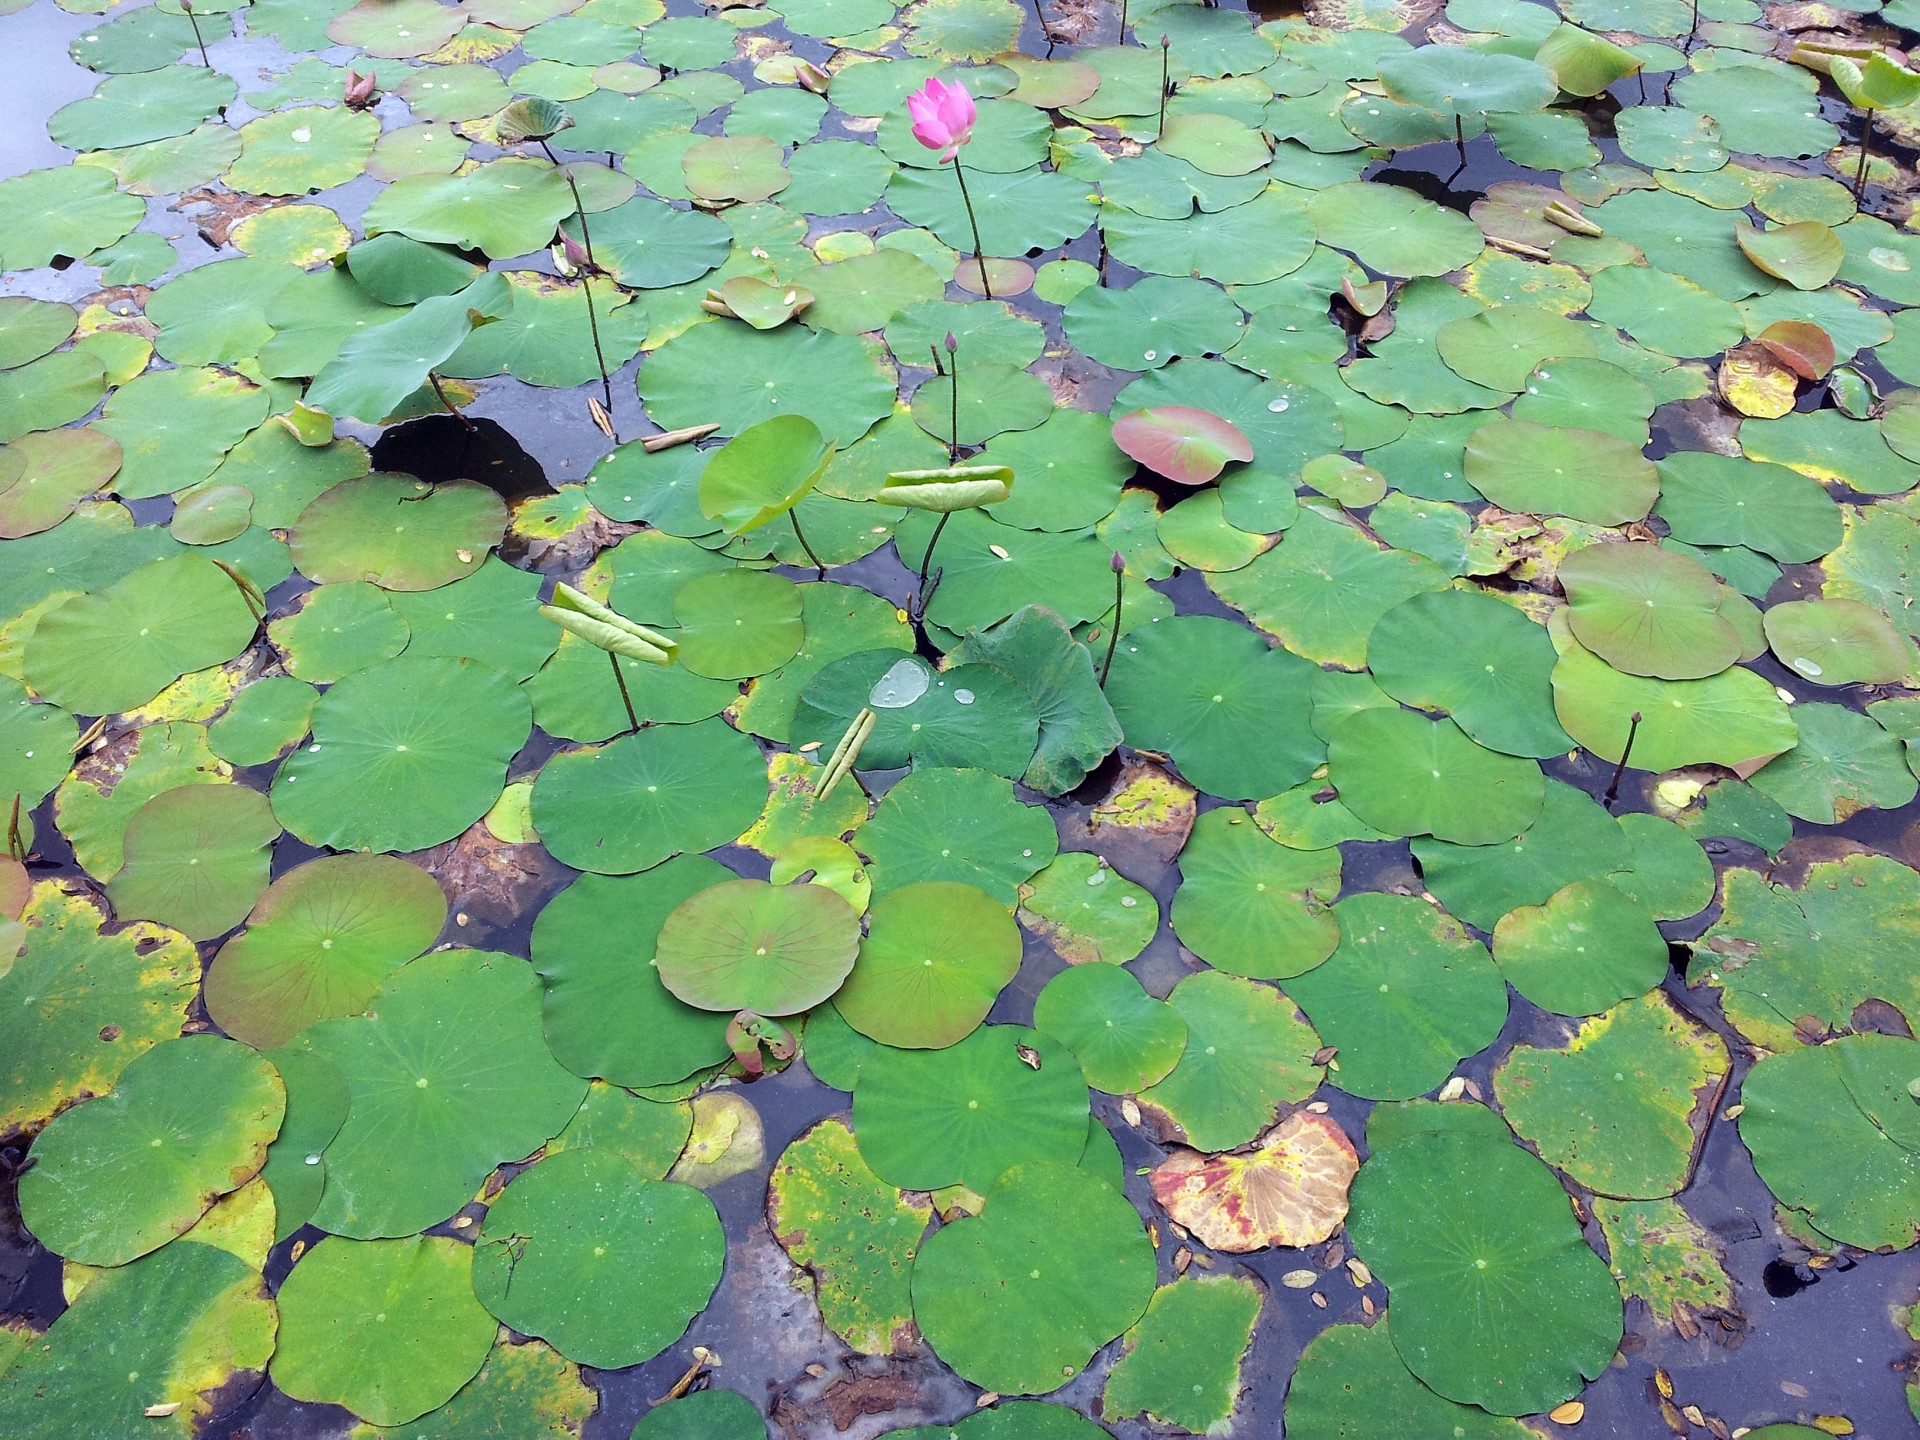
[226,104,380,195]
[1328,707,1545,845]
[1016,852,1157,967]
[652,877,859,1016]
[1749,700,1918,824]
[1285,1321,1537,1440]
[106,782,278,940]
[1138,970,1322,1151]
[1493,879,1669,1017]
[833,881,1020,1048]
[1102,1275,1261,1432]
[1558,542,1743,680]
[1033,963,1186,1094]
[1149,1109,1357,1252]
[638,321,896,446]
[1462,418,1659,526]
[362,159,576,260]
[1170,806,1340,979]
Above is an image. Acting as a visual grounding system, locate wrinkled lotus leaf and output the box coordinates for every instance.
[1149,1109,1357,1252]
[1106,614,1321,800]
[1328,707,1545,845]
[25,554,257,716]
[474,1149,723,1369]
[653,878,859,1017]
[204,852,446,1051]
[296,949,585,1238]
[852,1023,1088,1193]
[532,718,764,875]
[834,880,1020,1049]
[1739,1034,1920,1251]
[1287,892,1508,1101]
[0,1241,275,1440]
[270,656,530,853]
[948,604,1123,796]
[19,1036,283,1266]
[912,1159,1155,1395]
[1033,962,1187,1094]
[768,1116,931,1355]
[1170,807,1340,980]
[105,782,279,941]
[272,1235,496,1426]
[1493,879,1668,1018]
[1349,1102,1622,1414]
[1139,970,1322,1152]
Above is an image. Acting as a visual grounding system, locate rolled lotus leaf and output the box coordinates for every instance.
[496,97,574,143]
[874,465,1014,512]
[540,583,677,665]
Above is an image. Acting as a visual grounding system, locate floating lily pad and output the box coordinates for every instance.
[1493,879,1669,1017]
[1327,707,1545,845]
[638,321,896,447]
[1138,970,1322,1152]
[653,877,859,1016]
[1285,1321,1537,1440]
[834,880,1021,1049]
[1170,807,1340,979]
[859,765,1057,902]
[291,474,505,591]
[1558,543,1742,681]
[105,782,278,941]
[1748,700,1918,824]
[1016,852,1157,967]
[1149,1109,1358,1253]
[1763,597,1913,687]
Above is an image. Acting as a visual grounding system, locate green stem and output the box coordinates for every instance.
[608,649,640,735]
[1856,110,1874,204]
[948,346,961,462]
[1099,568,1124,687]
[951,158,992,300]
[789,508,826,578]
[915,511,952,622]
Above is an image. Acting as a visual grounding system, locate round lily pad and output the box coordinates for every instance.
[531,718,765,875]
[273,1235,496,1426]
[1558,542,1742,680]
[291,474,505,591]
[858,766,1057,903]
[911,1159,1156,1395]
[653,878,860,1016]
[833,880,1021,1048]
[638,322,897,447]
[105,782,279,941]
[1286,1322,1537,1440]
[791,649,1040,781]
[1492,879,1669,1017]
[1763,597,1913,687]
[268,580,410,682]
[270,655,532,853]
[852,1023,1088,1192]
[1032,963,1187,1094]
[474,1149,724,1369]
[1327,707,1545,845]
[1016,852,1157,966]
[1170,807,1340,979]
[672,569,805,679]
[1462,418,1659,525]
[19,1036,284,1267]
[631,1390,769,1440]
[1308,182,1486,279]
[1138,970,1322,1152]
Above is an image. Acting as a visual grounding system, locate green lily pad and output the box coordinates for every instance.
[1586,262,1744,359]
[226,104,380,195]
[1308,182,1486,279]
[1100,188,1315,285]
[362,158,575,259]
[653,877,860,1016]
[105,783,278,941]
[833,880,1020,1048]
[259,1046,349,1242]
[473,1149,723,1368]
[1170,806,1340,979]
[1138,970,1322,1151]
[1748,700,1918,824]
[1558,543,1742,680]
[1103,1274,1261,1433]
[1327,707,1545,845]
[203,851,446,1050]
[1493,879,1669,1017]
[1652,450,1842,563]
[306,274,513,425]
[0,427,122,540]
[441,271,648,388]
[672,569,804,679]
[270,655,531,853]
[1462,418,1659,525]
[1064,276,1246,373]
[96,364,271,499]
[948,604,1123,796]
[272,1235,496,1426]
[48,65,236,152]
[1413,778,1632,932]
[0,166,145,270]
[342,1339,596,1440]
[911,1159,1155,1395]
[1285,1320,1537,1440]
[297,948,585,1237]
[1739,1034,1920,1252]
[1763,597,1914,686]
[0,676,80,847]
[1286,892,1507,1102]
[290,474,504,591]
[1032,962,1187,1095]
[1016,852,1157,967]
[638,321,896,446]
[268,581,408,682]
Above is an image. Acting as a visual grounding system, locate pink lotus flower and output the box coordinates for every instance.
[907,77,976,163]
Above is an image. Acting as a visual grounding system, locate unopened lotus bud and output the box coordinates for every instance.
[1111,551,1126,573]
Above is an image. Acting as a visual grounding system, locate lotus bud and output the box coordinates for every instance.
[559,231,595,274]
[795,60,830,95]
[344,70,379,110]
[1111,551,1126,573]
[945,330,958,353]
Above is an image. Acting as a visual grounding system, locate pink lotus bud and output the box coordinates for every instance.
[906,76,976,164]
[344,70,378,109]
[944,330,958,353]
[1111,551,1126,573]
[560,232,594,272]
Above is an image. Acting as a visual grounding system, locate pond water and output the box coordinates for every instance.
[2,0,1920,1436]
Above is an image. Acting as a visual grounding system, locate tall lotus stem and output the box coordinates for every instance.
[1603,710,1643,811]
[8,795,25,863]
[1454,113,1467,169]
[609,651,639,734]
[1159,35,1171,136]
[789,509,826,578]
[180,0,212,69]
[542,140,615,416]
[1855,109,1875,202]
[428,372,476,432]
[950,157,992,300]
[945,330,960,463]
[1119,0,1127,39]
[1099,552,1125,686]
[915,513,951,623]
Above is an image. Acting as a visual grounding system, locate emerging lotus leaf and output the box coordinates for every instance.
[874,464,1013,511]
[1831,53,1920,113]
[540,582,677,666]
[495,96,573,143]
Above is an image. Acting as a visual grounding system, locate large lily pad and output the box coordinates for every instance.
[834,880,1021,1049]
[653,878,860,1016]
[1138,970,1322,1152]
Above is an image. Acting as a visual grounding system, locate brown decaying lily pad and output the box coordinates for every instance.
[1150,1109,1359,1253]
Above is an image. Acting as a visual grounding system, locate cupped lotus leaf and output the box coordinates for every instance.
[48,65,235,152]
[305,274,513,425]
[1492,879,1668,1017]
[0,166,144,270]
[638,322,896,447]
[269,656,531,853]
[18,1036,283,1266]
[473,1149,723,1369]
[1286,892,1508,1101]
[1739,1034,1920,1251]
[204,852,447,1050]
[1734,219,1843,291]
[1831,51,1920,111]
[0,427,123,540]
[1763,597,1914,686]
[1109,405,1253,485]
[290,474,504,591]
[1284,1321,1538,1440]
[698,415,835,535]
[533,857,735,1089]
[1327,707,1545,845]
[1366,589,1573,758]
[534,704,761,860]
[272,1235,496,1426]
[0,885,196,1137]
[1170,807,1340,979]
[1138,970,1323,1152]
[1148,1109,1358,1252]
[1558,542,1743,680]
[1462,417,1659,525]
[911,1159,1155,1395]
[362,159,576,259]
[1032,963,1187,1094]
[226,105,381,195]
[1307,182,1486,279]
[24,554,257,716]
[652,878,859,1017]
[767,1117,932,1355]
[1208,505,1450,668]
[1651,450,1842,563]
[1748,700,1918,824]
[1413,779,1630,932]
[1016,852,1157,967]
[1495,991,1728,1200]
[852,1024,1088,1193]
[1532,21,1641,95]
[105,782,278,941]
[833,881,1021,1049]
[1349,1104,1622,1414]
[0,1240,276,1440]
[297,948,586,1238]
[1104,614,1321,800]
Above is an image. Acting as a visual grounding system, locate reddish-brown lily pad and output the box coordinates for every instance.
[1149,1110,1359,1252]
[1110,405,1253,485]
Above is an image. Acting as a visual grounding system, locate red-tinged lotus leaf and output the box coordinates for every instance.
[1149,1109,1359,1252]
[1110,405,1253,486]
[1756,320,1836,381]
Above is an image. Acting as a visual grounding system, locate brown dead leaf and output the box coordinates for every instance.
[1150,1110,1359,1253]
